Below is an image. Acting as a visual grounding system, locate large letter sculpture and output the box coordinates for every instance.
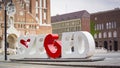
[62,31,95,58]
[17,35,48,58]
[17,35,36,58]
[34,34,48,58]
[44,34,61,59]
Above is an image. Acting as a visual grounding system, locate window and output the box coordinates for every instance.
[109,22,111,29]
[103,32,107,38]
[99,32,102,38]
[76,26,80,31]
[111,22,114,28]
[97,24,99,30]
[95,24,97,30]
[26,0,30,3]
[113,31,117,37]
[108,32,112,38]
[36,0,38,14]
[67,28,69,32]
[44,12,47,20]
[62,23,64,27]
[21,24,23,28]
[95,17,97,21]
[66,22,69,26]
[94,33,97,39]
[44,0,47,8]
[71,22,74,26]
[114,21,117,28]
[99,24,101,30]
[18,24,20,28]
[106,23,109,29]
[102,24,104,30]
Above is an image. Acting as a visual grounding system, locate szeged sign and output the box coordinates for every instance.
[1,31,95,59]
[14,31,95,59]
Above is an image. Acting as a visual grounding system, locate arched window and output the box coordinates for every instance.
[99,24,101,30]
[114,21,117,28]
[113,31,117,37]
[112,22,114,28]
[108,32,112,38]
[103,32,107,38]
[95,24,97,30]
[109,22,111,29]
[106,23,109,29]
[99,32,102,38]
[95,17,97,20]
[97,24,99,30]
[94,33,97,39]
[102,24,104,30]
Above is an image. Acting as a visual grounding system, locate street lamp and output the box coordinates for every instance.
[0,0,15,61]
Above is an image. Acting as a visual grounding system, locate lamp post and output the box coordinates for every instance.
[0,0,15,61]
[4,1,8,61]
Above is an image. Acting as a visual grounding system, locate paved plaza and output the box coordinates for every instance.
[0,52,120,68]
[0,62,94,68]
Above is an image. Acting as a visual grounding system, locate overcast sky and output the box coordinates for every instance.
[51,0,120,16]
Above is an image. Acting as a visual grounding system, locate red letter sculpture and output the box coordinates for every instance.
[44,34,61,59]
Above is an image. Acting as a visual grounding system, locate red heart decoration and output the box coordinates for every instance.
[44,34,61,59]
[20,39,30,48]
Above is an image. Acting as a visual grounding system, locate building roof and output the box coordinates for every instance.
[91,8,120,15]
[51,10,89,23]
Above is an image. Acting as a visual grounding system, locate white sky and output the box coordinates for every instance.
[51,0,120,16]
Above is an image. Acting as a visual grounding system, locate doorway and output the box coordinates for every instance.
[114,41,118,51]
[95,41,98,47]
[104,41,108,50]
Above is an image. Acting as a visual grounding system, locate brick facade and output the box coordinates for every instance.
[91,9,120,51]
[0,0,52,37]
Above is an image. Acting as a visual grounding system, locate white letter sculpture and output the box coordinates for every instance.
[62,31,95,58]
[7,31,95,60]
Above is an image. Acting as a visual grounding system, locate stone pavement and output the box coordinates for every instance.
[1,52,120,68]
[11,58,120,68]
[0,61,94,68]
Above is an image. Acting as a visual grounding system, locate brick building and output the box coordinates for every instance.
[91,8,120,51]
[0,0,52,37]
[51,10,90,39]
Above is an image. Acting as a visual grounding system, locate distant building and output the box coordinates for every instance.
[90,8,120,51]
[51,10,90,39]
